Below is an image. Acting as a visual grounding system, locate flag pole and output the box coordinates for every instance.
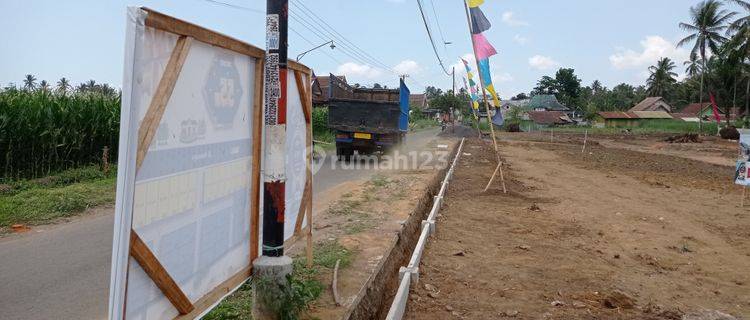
[462,0,498,160]
[463,0,505,193]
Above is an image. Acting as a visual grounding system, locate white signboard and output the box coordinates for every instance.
[736,129,750,186]
[109,8,312,320]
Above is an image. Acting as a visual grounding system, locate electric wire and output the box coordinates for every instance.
[416,0,452,76]
[290,0,398,73]
[197,0,428,87]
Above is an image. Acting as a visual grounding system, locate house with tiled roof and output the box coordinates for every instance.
[527,111,573,126]
[409,93,429,110]
[595,111,672,127]
[527,94,570,112]
[628,97,673,113]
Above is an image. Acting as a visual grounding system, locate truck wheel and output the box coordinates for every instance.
[337,147,353,162]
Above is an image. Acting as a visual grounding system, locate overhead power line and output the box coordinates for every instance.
[289,0,399,75]
[415,0,452,76]
[197,0,429,87]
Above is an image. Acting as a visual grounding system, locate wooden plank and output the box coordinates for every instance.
[250,58,264,262]
[294,70,312,124]
[304,72,314,268]
[135,35,192,171]
[130,232,194,315]
[294,178,311,234]
[142,7,265,59]
[172,267,252,320]
[288,60,311,75]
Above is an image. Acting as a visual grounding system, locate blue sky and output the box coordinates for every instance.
[0,0,729,98]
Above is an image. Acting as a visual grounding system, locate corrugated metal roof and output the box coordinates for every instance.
[527,111,572,125]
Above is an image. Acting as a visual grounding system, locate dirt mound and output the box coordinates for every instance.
[505,123,522,132]
[665,133,702,143]
[720,126,740,140]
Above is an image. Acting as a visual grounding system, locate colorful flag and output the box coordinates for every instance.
[472,34,497,60]
[468,0,484,8]
[469,7,491,34]
[709,92,722,122]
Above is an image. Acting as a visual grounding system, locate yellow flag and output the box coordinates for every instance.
[472,101,480,110]
[486,83,501,107]
[468,0,484,8]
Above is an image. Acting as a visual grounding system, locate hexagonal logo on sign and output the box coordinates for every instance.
[203,53,244,129]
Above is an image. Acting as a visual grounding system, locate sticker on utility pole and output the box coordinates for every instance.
[266,14,280,50]
[264,53,280,125]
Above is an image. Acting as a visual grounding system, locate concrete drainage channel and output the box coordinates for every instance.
[383,137,465,319]
[339,138,466,320]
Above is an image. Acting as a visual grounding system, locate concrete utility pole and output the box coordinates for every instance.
[254,0,292,318]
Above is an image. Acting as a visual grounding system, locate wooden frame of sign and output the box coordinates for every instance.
[122,7,314,319]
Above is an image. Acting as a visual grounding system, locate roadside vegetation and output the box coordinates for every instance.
[1,77,120,180]
[204,239,353,320]
[0,165,116,230]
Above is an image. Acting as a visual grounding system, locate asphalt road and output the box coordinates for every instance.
[0,128,440,320]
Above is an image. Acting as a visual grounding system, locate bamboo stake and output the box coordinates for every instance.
[332,259,342,306]
[581,129,588,153]
[743,186,746,207]
[483,161,507,193]
[550,128,554,143]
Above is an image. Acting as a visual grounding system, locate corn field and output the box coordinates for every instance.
[0,87,120,180]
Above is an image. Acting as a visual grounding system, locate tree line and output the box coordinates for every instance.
[518,0,750,122]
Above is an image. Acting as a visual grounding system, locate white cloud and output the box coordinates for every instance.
[496,73,514,82]
[335,62,382,79]
[609,36,689,70]
[513,34,528,45]
[528,55,559,70]
[501,12,528,27]
[392,60,421,75]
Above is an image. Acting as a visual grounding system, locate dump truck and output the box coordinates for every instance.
[327,78,410,160]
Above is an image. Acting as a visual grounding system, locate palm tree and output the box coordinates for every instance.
[678,0,736,132]
[56,77,71,95]
[684,52,703,77]
[23,74,37,91]
[39,80,50,92]
[728,0,750,125]
[647,57,678,97]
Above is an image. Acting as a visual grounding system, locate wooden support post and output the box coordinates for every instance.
[130,233,194,314]
[483,161,507,194]
[135,36,192,171]
[250,57,264,262]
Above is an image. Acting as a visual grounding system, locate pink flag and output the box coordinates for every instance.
[709,92,722,122]
[472,33,497,60]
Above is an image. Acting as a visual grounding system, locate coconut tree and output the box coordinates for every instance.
[39,80,50,92]
[678,0,736,131]
[728,0,750,124]
[56,77,71,95]
[23,74,37,91]
[647,57,678,98]
[684,52,703,77]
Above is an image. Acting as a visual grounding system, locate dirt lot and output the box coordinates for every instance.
[404,135,750,319]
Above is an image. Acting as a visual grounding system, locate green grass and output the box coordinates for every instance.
[0,166,116,228]
[552,119,724,135]
[206,240,353,320]
[202,280,254,320]
[410,118,439,131]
